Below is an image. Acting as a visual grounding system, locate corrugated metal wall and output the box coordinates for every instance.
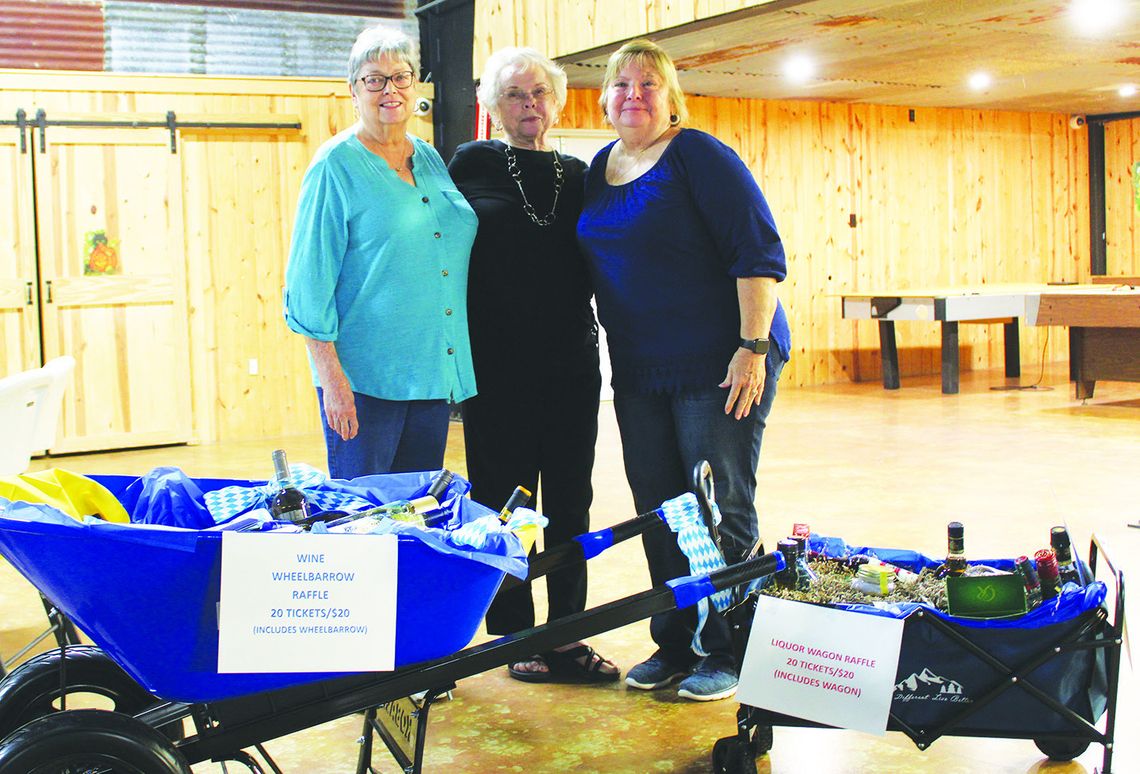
[0,0,414,76]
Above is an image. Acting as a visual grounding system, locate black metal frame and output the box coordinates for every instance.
[730,535,1124,772]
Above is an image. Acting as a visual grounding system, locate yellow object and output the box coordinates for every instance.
[514,524,541,554]
[0,469,129,523]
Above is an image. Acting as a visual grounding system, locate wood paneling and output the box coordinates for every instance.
[555,88,1090,389]
[1105,117,1140,280]
[0,69,432,446]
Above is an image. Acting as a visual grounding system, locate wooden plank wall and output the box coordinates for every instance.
[0,71,432,445]
[1106,117,1140,279]
[560,88,1092,388]
[473,0,771,67]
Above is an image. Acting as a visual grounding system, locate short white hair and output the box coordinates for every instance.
[477,47,568,124]
[347,25,418,87]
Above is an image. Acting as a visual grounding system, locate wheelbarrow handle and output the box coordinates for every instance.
[666,551,785,610]
[500,509,666,591]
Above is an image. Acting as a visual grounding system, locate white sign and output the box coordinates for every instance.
[217,532,398,673]
[737,595,904,735]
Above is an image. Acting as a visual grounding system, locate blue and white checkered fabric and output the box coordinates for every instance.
[659,492,732,657]
[203,464,374,523]
[448,507,548,551]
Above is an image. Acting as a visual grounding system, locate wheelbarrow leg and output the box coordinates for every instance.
[357,684,454,774]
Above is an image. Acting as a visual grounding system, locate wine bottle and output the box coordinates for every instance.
[789,535,818,588]
[268,449,313,524]
[1016,554,1042,608]
[775,539,800,589]
[1049,526,1083,586]
[497,485,533,524]
[935,522,968,578]
[329,470,456,533]
[1035,548,1061,601]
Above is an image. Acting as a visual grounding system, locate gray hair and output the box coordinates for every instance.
[477,47,568,123]
[347,25,419,87]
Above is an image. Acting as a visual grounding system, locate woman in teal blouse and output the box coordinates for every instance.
[284,26,478,478]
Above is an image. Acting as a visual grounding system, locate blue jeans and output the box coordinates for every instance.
[316,389,450,479]
[613,348,785,671]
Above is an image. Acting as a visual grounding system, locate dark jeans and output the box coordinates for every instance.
[316,389,450,479]
[613,348,785,672]
[463,357,601,635]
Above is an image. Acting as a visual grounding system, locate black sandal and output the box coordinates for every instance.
[541,644,621,684]
[508,654,553,683]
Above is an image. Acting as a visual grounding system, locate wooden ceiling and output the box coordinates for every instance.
[556,0,1140,117]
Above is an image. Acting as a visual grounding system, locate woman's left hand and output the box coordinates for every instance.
[720,349,766,420]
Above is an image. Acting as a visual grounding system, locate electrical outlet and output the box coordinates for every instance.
[248,358,259,375]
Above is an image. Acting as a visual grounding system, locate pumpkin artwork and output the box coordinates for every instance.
[84,230,120,275]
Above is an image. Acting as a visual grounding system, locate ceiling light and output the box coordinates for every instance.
[1120,84,1137,97]
[967,72,992,91]
[1069,0,1127,36]
[784,55,815,84]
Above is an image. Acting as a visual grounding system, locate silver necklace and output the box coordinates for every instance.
[504,143,563,227]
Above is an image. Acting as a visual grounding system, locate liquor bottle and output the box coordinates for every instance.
[791,523,814,558]
[268,449,312,524]
[497,485,533,524]
[936,522,968,578]
[1016,555,1042,607]
[789,535,818,588]
[1049,526,1083,587]
[775,539,800,589]
[1035,548,1061,601]
[328,470,456,533]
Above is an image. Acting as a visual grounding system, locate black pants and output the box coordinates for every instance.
[461,357,601,636]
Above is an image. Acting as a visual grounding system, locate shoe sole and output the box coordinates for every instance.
[625,671,687,691]
[677,684,738,701]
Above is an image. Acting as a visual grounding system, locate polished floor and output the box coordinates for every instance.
[5,363,1137,773]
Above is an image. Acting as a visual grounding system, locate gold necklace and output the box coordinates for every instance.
[615,129,673,180]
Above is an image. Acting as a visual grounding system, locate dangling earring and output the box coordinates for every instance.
[669,113,680,126]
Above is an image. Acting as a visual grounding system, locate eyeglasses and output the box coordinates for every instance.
[358,71,415,92]
[500,86,554,105]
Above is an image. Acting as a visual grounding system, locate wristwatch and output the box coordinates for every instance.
[739,337,770,355]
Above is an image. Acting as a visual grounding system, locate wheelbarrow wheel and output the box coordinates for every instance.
[1034,737,1090,761]
[0,708,190,774]
[0,646,171,741]
[712,735,757,774]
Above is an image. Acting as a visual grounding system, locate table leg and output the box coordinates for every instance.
[1070,327,1096,399]
[878,320,900,390]
[1003,319,1021,378]
[941,321,959,394]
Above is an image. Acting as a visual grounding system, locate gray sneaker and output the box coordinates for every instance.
[677,662,738,701]
[625,656,688,690]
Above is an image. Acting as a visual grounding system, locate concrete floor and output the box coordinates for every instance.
[4,363,1137,773]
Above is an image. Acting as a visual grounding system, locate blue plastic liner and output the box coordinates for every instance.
[780,535,1111,735]
[0,470,518,704]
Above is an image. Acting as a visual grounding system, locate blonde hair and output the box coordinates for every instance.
[597,39,688,125]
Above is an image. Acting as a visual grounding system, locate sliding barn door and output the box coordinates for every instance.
[34,125,192,452]
[0,125,41,376]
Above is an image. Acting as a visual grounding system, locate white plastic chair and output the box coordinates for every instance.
[0,355,81,675]
[0,355,75,474]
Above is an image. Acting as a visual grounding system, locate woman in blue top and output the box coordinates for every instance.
[284,26,478,478]
[578,39,791,702]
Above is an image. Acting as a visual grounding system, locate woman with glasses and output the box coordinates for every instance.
[284,26,477,478]
[577,39,791,702]
[447,48,616,685]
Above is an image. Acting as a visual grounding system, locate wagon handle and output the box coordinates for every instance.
[666,551,785,610]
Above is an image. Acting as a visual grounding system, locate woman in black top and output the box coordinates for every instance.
[448,47,615,684]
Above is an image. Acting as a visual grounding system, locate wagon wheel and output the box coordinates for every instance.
[0,646,177,741]
[1034,737,1090,761]
[0,709,190,774]
[748,723,774,756]
[712,735,757,774]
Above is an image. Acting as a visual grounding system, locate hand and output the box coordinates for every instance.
[719,348,766,420]
[322,380,358,440]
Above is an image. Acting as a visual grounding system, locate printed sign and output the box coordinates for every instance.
[217,532,398,673]
[737,596,904,735]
